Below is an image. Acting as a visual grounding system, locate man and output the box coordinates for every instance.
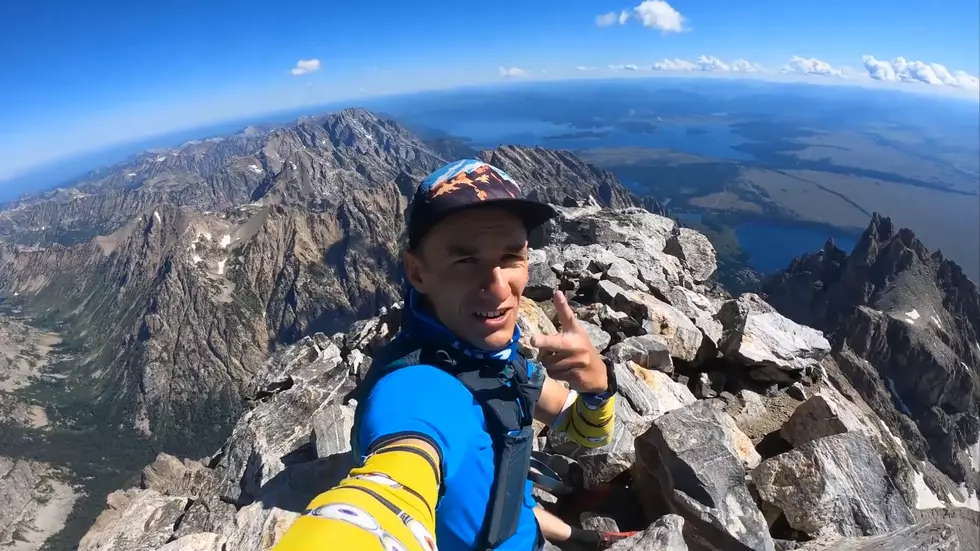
[274,159,622,551]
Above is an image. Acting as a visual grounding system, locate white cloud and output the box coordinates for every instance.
[696,55,730,72]
[651,56,763,73]
[782,56,845,77]
[862,55,979,90]
[595,12,618,27]
[290,59,321,76]
[609,64,641,71]
[731,59,764,73]
[651,58,696,71]
[633,1,686,32]
[595,11,631,27]
[596,1,686,32]
[498,66,528,78]
[576,66,598,71]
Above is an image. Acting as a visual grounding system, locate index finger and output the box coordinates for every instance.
[553,291,579,331]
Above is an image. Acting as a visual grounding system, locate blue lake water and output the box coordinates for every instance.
[417,116,754,161]
[736,222,859,273]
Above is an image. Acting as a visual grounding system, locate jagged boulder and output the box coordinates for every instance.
[607,514,688,550]
[718,293,831,383]
[606,335,673,373]
[77,489,188,551]
[615,362,696,419]
[611,289,704,363]
[665,228,717,283]
[172,497,237,540]
[668,286,724,348]
[633,400,773,551]
[753,432,915,539]
[780,385,885,449]
[311,403,356,460]
[140,453,220,499]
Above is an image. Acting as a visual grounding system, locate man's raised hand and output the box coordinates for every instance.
[530,291,609,393]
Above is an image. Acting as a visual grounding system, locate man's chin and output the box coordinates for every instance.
[467,321,517,351]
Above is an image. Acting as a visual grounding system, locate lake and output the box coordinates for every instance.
[403,115,755,161]
[735,221,859,273]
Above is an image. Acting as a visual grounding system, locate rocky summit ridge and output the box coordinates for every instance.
[73,200,977,551]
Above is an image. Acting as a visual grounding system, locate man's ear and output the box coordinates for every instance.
[402,248,427,292]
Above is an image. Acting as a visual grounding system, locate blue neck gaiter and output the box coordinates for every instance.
[400,287,521,362]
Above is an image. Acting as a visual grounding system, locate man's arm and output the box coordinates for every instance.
[534,373,615,448]
[273,438,439,551]
[531,291,616,448]
[275,365,477,551]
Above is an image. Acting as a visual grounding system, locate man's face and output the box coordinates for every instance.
[403,206,529,351]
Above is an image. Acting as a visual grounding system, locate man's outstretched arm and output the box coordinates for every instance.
[274,437,440,551]
[276,364,476,550]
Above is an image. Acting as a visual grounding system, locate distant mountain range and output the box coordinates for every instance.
[0,108,663,453]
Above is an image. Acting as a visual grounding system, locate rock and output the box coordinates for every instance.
[311,403,356,460]
[172,497,237,539]
[606,514,688,551]
[580,513,620,533]
[597,279,628,305]
[605,257,648,293]
[612,290,702,363]
[212,382,341,505]
[753,432,915,539]
[633,401,772,551]
[221,502,299,551]
[735,390,767,421]
[615,362,696,419]
[518,296,559,358]
[780,385,885,449]
[695,373,717,399]
[140,453,219,499]
[156,533,227,551]
[77,489,188,551]
[718,294,831,383]
[606,335,673,373]
[525,250,560,300]
[669,286,724,349]
[797,522,958,551]
[582,320,613,353]
[665,227,718,283]
[787,382,807,401]
[253,336,345,395]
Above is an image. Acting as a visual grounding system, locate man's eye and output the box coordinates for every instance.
[454,257,476,265]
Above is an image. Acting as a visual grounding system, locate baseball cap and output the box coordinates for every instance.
[406,159,557,250]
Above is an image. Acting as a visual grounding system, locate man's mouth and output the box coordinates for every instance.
[474,309,506,320]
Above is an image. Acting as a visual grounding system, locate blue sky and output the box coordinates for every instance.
[2,0,978,181]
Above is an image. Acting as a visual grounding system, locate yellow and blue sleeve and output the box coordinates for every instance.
[274,365,479,550]
[552,389,615,448]
[273,440,440,551]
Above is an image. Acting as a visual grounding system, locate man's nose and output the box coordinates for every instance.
[479,266,509,299]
